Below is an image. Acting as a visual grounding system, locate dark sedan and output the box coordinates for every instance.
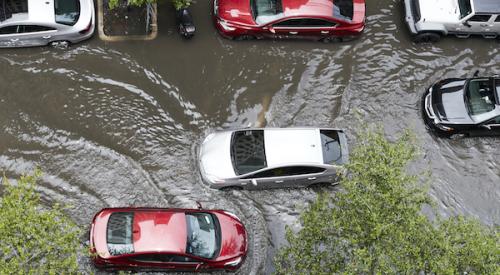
[422,76,500,137]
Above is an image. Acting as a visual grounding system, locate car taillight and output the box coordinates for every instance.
[79,21,92,34]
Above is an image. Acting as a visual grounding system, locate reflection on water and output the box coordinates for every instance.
[0,0,499,274]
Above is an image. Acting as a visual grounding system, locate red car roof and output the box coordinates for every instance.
[132,211,187,254]
[282,0,365,22]
[282,0,335,18]
[91,209,187,258]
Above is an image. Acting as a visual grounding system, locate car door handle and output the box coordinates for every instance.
[321,31,329,34]
[308,177,317,180]
[275,180,284,183]
[10,38,18,42]
[42,35,52,39]
[289,31,298,35]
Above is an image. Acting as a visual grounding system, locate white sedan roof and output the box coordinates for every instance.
[1,0,55,25]
[264,128,323,166]
[28,0,55,23]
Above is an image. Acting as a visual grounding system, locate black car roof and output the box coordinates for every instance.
[473,0,500,14]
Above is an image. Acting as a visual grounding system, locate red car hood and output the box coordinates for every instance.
[215,212,247,261]
[216,0,256,26]
[352,0,365,24]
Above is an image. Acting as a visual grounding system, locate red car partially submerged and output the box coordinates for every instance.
[89,207,247,272]
[213,0,365,41]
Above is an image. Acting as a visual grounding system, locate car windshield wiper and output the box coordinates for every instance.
[324,139,337,151]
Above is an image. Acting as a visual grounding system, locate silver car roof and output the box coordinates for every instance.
[264,128,324,166]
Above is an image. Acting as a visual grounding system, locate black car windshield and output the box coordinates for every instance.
[465,79,496,116]
[186,213,220,259]
[320,130,343,165]
[54,0,81,26]
[251,0,283,24]
[107,212,134,256]
[231,130,267,175]
[457,0,472,19]
[333,0,354,21]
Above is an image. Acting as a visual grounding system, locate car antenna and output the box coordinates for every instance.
[473,70,480,77]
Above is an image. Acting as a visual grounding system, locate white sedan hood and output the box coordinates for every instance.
[419,0,460,23]
[199,132,236,180]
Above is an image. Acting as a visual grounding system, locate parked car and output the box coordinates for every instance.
[0,0,94,48]
[89,206,247,272]
[213,0,365,41]
[403,0,500,42]
[198,128,349,190]
[422,76,500,137]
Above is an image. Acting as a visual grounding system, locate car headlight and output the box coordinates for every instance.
[206,174,225,184]
[225,257,242,267]
[435,124,454,131]
[202,133,216,144]
[218,19,236,31]
[223,211,241,221]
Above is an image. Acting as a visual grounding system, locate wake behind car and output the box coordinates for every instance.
[422,76,500,137]
[199,127,349,190]
[404,0,500,42]
[90,207,247,272]
[213,0,365,41]
[0,0,94,48]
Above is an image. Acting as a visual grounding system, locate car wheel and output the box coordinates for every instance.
[220,186,243,191]
[321,36,342,43]
[412,32,441,43]
[50,40,70,49]
[448,133,467,140]
[308,182,332,189]
[234,35,256,41]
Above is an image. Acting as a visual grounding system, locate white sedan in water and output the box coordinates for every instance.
[198,127,349,190]
[0,0,94,48]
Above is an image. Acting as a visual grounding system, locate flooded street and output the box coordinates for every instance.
[0,0,499,273]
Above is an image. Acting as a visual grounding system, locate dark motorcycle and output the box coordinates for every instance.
[177,8,195,39]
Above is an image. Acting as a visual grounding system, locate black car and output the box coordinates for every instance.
[422,76,500,137]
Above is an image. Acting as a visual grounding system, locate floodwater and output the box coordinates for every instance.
[0,1,499,274]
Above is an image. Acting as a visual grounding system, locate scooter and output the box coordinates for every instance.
[177,8,195,39]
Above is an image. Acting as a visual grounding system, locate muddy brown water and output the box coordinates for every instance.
[0,0,499,274]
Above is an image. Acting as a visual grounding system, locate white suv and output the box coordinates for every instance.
[404,0,500,42]
[0,0,94,48]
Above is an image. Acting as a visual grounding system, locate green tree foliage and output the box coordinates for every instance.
[274,128,499,274]
[0,170,84,274]
[108,0,192,10]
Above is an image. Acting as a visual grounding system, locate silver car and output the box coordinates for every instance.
[198,128,349,190]
[0,0,94,48]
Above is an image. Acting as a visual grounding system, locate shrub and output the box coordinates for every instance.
[0,170,84,274]
[274,128,499,274]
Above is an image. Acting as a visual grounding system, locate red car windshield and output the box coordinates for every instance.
[333,0,353,21]
[185,213,221,259]
[106,212,134,256]
[251,0,283,24]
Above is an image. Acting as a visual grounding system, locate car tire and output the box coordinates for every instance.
[448,133,467,140]
[308,182,333,189]
[234,35,256,41]
[321,36,342,43]
[49,40,70,49]
[412,32,441,43]
[220,186,243,191]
